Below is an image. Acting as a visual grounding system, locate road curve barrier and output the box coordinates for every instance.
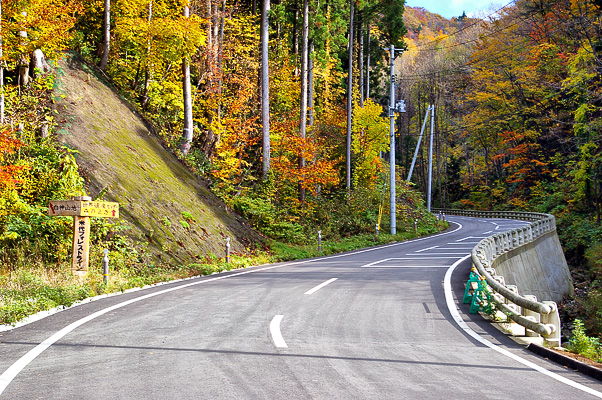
[433,209,574,347]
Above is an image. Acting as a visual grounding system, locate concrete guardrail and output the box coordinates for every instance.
[433,209,573,346]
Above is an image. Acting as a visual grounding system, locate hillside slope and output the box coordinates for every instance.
[52,53,263,266]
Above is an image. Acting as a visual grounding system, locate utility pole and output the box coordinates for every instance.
[427,105,435,212]
[388,44,406,235]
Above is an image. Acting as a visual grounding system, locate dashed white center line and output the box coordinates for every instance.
[304,278,338,295]
[270,315,288,348]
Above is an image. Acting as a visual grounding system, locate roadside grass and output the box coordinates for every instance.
[0,222,448,326]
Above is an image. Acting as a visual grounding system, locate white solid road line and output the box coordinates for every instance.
[270,315,288,348]
[444,256,602,399]
[363,265,452,268]
[414,246,439,253]
[305,278,338,295]
[0,221,468,395]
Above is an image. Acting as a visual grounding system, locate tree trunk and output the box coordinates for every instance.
[217,0,226,119]
[261,0,271,179]
[346,0,354,190]
[308,40,314,126]
[0,2,4,123]
[100,0,110,71]
[358,17,364,107]
[366,21,370,101]
[299,0,309,201]
[141,1,153,109]
[181,5,194,156]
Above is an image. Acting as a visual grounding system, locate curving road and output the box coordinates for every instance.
[1,216,602,399]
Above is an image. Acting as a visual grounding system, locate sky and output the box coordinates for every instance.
[405,0,507,19]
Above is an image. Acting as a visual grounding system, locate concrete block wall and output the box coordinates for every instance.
[492,231,574,303]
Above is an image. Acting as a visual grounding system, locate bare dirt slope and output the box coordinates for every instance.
[52,53,262,265]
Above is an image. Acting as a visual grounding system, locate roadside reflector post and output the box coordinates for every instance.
[102,249,109,284]
[375,223,379,237]
[225,237,231,263]
[318,230,322,253]
[48,196,119,277]
[414,219,418,235]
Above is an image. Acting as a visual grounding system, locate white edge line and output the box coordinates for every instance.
[305,278,338,295]
[270,315,288,348]
[362,265,451,268]
[415,245,439,253]
[360,258,392,268]
[444,256,602,398]
[0,221,468,394]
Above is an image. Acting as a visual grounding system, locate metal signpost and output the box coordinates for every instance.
[48,196,119,276]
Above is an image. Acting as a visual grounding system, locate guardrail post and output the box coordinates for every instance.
[542,301,561,347]
[522,295,541,337]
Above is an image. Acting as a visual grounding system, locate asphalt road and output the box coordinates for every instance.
[1,216,602,399]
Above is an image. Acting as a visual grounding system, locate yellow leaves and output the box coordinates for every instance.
[2,0,82,60]
[352,99,389,189]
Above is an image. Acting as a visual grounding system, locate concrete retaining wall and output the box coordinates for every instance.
[492,231,573,303]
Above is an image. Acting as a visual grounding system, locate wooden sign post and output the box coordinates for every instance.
[48,196,119,276]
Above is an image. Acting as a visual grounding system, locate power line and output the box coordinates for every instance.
[413,0,519,49]
[396,21,566,81]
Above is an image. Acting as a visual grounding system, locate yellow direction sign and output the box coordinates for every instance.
[49,200,119,218]
[81,201,119,218]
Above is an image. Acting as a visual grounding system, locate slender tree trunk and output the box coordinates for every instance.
[358,17,364,107]
[100,0,111,71]
[217,0,226,119]
[141,0,153,109]
[261,0,271,179]
[293,2,299,75]
[346,0,354,190]
[299,0,309,201]
[0,2,4,123]
[308,41,314,126]
[365,20,370,101]
[181,5,193,156]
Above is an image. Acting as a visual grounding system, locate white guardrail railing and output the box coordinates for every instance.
[433,209,562,346]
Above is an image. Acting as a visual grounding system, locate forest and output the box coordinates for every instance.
[1,0,602,354]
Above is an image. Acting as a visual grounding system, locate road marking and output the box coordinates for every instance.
[393,257,463,260]
[305,278,338,295]
[270,315,288,348]
[406,253,468,256]
[444,256,602,399]
[415,245,439,253]
[482,231,493,235]
[362,265,451,268]
[0,221,472,394]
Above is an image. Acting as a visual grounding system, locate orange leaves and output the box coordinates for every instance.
[0,130,26,189]
[272,129,339,196]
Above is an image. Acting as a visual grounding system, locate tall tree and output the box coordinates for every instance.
[345,0,354,189]
[261,0,271,179]
[100,0,110,71]
[181,4,193,156]
[299,0,309,200]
